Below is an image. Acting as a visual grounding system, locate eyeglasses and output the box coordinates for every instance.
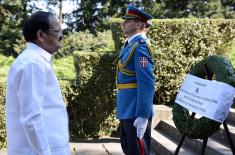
[46,29,63,35]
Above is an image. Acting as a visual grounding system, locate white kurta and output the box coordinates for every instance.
[6,43,70,155]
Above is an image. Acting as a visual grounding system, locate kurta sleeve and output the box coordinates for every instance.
[134,43,155,118]
[17,62,51,155]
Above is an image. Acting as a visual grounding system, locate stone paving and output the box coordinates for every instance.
[0,138,124,155]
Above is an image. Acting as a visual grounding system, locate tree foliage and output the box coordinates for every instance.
[65,0,131,34]
[145,0,235,19]
[1,0,235,56]
[65,0,235,33]
[0,0,28,56]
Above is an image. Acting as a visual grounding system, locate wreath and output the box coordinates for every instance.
[172,55,235,139]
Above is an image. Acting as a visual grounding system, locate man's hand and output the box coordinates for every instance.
[133,117,148,139]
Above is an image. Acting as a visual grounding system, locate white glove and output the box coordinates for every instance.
[133,117,148,139]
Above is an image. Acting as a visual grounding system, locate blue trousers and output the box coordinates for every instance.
[120,118,152,155]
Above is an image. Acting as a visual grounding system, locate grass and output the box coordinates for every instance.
[0,55,14,80]
[52,56,76,80]
[0,54,76,81]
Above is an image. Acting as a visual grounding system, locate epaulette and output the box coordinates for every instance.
[138,39,146,44]
[138,38,152,54]
[146,41,152,53]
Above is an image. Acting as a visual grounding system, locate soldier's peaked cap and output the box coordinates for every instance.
[123,5,152,23]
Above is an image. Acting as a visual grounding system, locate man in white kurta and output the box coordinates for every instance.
[6,11,69,155]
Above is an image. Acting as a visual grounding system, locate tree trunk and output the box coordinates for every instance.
[59,0,63,24]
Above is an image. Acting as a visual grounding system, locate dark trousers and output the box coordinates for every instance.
[120,118,152,155]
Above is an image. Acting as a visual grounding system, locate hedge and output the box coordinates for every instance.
[0,82,6,149]
[55,30,115,58]
[110,18,235,105]
[69,51,119,141]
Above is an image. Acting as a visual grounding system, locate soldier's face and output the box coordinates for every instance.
[122,19,138,37]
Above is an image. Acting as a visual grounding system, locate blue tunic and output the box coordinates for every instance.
[116,34,155,119]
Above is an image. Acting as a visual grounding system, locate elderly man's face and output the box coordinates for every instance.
[43,15,63,54]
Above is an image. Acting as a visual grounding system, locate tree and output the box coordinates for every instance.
[187,0,224,18]
[65,0,131,34]
[65,0,233,34]
[221,0,235,18]
[146,0,234,19]
[46,0,63,24]
[0,0,53,56]
[0,0,29,56]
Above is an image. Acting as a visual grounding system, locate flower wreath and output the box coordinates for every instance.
[172,55,235,139]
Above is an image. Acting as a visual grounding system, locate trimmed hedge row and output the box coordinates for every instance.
[0,82,6,149]
[56,30,115,58]
[110,18,235,105]
[69,51,119,140]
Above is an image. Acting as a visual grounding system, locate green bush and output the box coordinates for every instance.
[110,18,235,105]
[52,56,76,80]
[0,54,76,81]
[59,80,71,106]
[56,30,115,58]
[8,30,115,58]
[69,51,119,140]
[0,54,14,80]
[13,35,26,55]
[109,18,126,52]
[0,81,6,149]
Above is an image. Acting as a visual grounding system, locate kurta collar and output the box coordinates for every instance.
[26,42,52,63]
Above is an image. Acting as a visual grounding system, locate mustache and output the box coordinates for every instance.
[59,36,63,41]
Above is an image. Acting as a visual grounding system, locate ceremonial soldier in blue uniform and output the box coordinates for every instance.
[116,5,155,155]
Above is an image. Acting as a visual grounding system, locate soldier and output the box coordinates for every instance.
[116,5,155,155]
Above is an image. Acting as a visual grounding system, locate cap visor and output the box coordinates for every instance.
[122,16,137,19]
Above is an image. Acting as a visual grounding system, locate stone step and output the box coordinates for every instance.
[226,108,235,126]
[232,100,235,108]
[152,105,172,127]
[155,120,233,155]
[151,128,197,155]
[211,123,235,149]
